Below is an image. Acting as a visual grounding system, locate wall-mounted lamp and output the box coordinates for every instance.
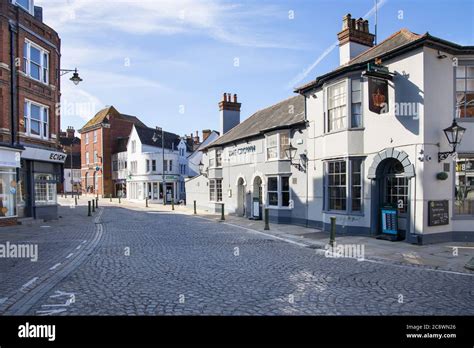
[438,119,466,162]
[285,143,307,172]
[60,68,83,85]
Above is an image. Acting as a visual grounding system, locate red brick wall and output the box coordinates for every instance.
[0,0,61,149]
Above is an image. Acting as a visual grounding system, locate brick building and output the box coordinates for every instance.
[58,126,81,194]
[78,106,145,197]
[0,0,66,225]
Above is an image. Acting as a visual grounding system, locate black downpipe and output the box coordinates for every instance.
[9,20,17,147]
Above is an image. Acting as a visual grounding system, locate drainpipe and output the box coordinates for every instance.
[9,20,18,147]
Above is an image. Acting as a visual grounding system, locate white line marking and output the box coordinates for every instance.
[21,277,39,290]
[65,253,74,259]
[0,297,8,305]
[49,263,62,271]
[36,308,67,316]
[81,240,87,244]
[76,245,81,250]
[446,246,474,250]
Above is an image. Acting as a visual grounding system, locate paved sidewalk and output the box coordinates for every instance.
[74,196,474,274]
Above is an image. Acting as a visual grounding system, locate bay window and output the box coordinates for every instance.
[24,100,49,139]
[216,149,223,167]
[266,131,291,160]
[267,176,291,208]
[455,64,474,118]
[23,40,49,84]
[351,79,362,128]
[325,158,364,213]
[327,81,347,132]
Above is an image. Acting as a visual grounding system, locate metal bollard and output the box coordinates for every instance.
[110,195,112,202]
[75,196,78,206]
[119,196,121,204]
[220,203,225,221]
[95,197,99,209]
[171,199,175,211]
[194,200,197,215]
[330,216,336,247]
[88,201,91,216]
[146,197,148,208]
[92,199,96,213]
[264,208,270,230]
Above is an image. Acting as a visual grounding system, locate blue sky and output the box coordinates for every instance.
[36,0,474,137]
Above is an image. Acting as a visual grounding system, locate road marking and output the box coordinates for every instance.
[65,253,74,259]
[81,240,87,244]
[36,308,67,316]
[21,277,39,291]
[76,245,82,250]
[0,297,8,305]
[446,246,474,249]
[49,263,62,271]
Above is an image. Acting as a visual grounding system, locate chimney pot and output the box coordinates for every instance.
[233,94,237,103]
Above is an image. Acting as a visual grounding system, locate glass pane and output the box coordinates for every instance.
[281,177,290,191]
[467,79,474,91]
[351,90,361,103]
[282,192,290,207]
[30,104,41,120]
[351,79,361,92]
[30,46,41,64]
[467,66,474,78]
[456,79,465,92]
[267,134,277,147]
[465,93,474,118]
[30,63,40,80]
[268,177,278,191]
[456,66,466,78]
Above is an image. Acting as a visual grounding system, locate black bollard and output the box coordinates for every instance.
[330,217,336,247]
[264,208,270,231]
[88,201,91,216]
[220,203,225,221]
[92,199,96,213]
[194,200,197,215]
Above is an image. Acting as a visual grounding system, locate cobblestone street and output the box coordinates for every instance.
[1,203,473,316]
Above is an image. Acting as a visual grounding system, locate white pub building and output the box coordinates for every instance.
[187,14,474,244]
[124,125,192,203]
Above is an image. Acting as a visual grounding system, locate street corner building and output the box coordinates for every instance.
[0,0,66,225]
[187,14,474,245]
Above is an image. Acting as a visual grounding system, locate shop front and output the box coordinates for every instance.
[0,145,23,226]
[19,146,67,221]
[128,175,180,203]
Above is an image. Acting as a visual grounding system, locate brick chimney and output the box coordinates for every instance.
[337,14,375,65]
[202,129,212,142]
[66,126,75,138]
[219,93,241,135]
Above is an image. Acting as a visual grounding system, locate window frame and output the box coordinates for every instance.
[34,173,57,206]
[24,99,49,140]
[324,157,365,215]
[23,39,49,85]
[265,130,291,161]
[455,61,474,119]
[13,0,33,14]
[266,175,292,209]
[326,80,348,133]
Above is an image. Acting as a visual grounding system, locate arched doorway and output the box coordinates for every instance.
[368,149,415,240]
[252,176,263,219]
[237,177,246,217]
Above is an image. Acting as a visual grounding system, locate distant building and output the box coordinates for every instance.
[58,127,81,194]
[126,125,193,203]
[78,106,145,197]
[187,129,220,178]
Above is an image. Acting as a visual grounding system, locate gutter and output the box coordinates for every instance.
[9,20,17,147]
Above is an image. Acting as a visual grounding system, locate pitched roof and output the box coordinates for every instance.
[79,106,146,132]
[59,136,80,147]
[135,126,191,152]
[295,29,474,93]
[206,95,305,149]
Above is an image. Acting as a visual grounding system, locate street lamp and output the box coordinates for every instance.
[60,68,83,85]
[153,127,166,205]
[285,143,307,172]
[438,119,466,162]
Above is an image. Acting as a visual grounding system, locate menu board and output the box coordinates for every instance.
[428,200,449,226]
[381,208,398,235]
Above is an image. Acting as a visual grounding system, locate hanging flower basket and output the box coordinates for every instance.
[436,172,449,181]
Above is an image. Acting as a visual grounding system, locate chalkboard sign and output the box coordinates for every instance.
[428,200,449,226]
[381,208,398,235]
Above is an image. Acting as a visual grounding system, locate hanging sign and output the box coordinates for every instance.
[368,77,389,114]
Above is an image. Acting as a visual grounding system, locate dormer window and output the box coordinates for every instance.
[13,0,34,14]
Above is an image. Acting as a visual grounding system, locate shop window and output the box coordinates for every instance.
[24,100,48,139]
[455,157,474,216]
[327,80,347,132]
[0,169,17,218]
[455,64,474,118]
[34,173,57,205]
[23,40,49,84]
[281,176,290,207]
[267,176,291,208]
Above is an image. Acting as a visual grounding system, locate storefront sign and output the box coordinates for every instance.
[368,77,389,114]
[21,147,67,164]
[381,208,398,235]
[228,145,257,157]
[428,200,449,226]
[456,160,474,172]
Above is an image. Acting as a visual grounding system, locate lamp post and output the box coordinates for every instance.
[438,119,466,162]
[153,127,166,205]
